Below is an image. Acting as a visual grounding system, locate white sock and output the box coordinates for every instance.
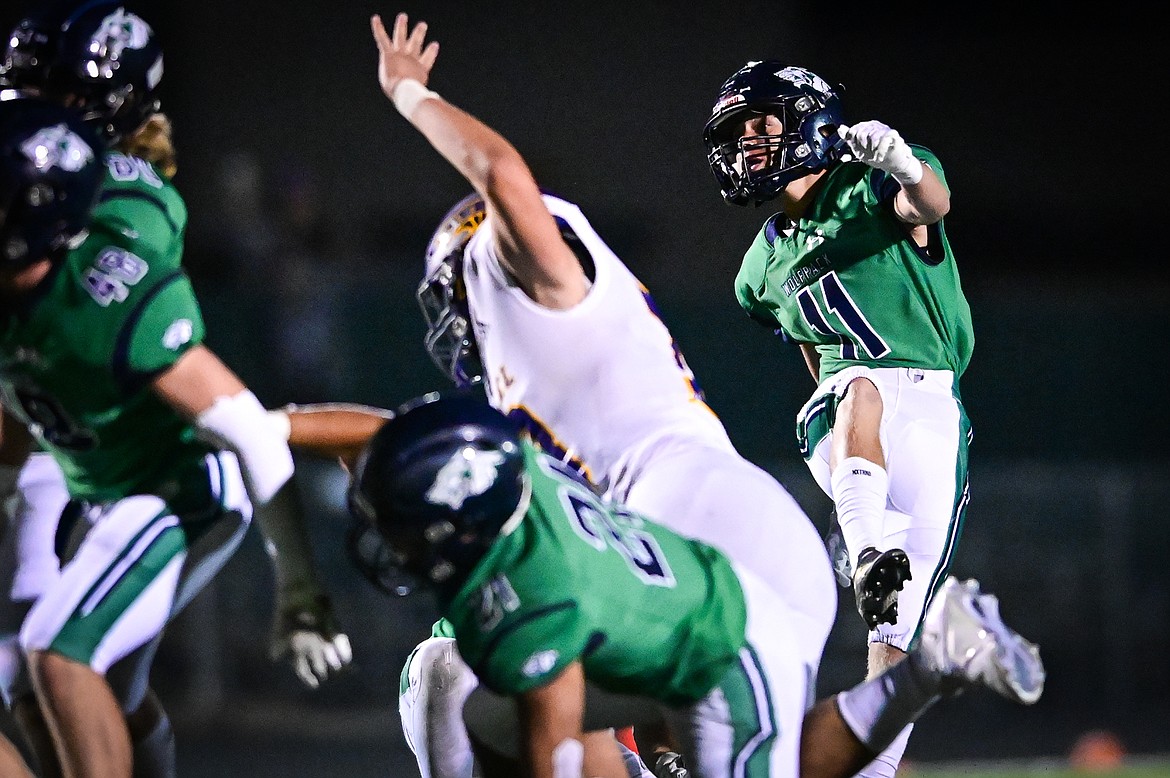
[857,724,913,778]
[831,457,889,563]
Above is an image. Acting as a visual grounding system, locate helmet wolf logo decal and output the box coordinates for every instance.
[21,123,94,173]
[426,448,507,510]
[774,66,834,98]
[94,8,153,57]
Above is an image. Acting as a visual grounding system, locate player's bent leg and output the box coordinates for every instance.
[862,370,969,778]
[16,495,184,776]
[399,636,479,778]
[624,446,836,675]
[663,564,807,778]
[18,454,250,776]
[26,649,132,778]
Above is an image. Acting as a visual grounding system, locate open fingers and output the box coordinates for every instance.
[407,19,429,52]
[392,11,409,47]
[370,14,391,53]
[420,40,440,69]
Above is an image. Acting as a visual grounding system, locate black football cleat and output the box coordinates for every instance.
[853,546,912,629]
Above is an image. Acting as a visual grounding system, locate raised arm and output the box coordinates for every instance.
[370,12,588,310]
[837,121,950,225]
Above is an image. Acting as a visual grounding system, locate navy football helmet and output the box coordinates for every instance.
[703,61,845,206]
[348,392,529,592]
[417,192,486,388]
[0,91,105,269]
[1,1,164,143]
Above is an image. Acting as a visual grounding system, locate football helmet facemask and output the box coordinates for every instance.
[1,1,164,143]
[417,192,486,388]
[0,91,105,269]
[703,61,845,206]
[348,392,530,595]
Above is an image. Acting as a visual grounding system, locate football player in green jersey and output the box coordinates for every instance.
[0,87,248,777]
[0,4,354,775]
[0,91,91,778]
[703,61,975,778]
[350,393,1043,778]
[0,12,352,778]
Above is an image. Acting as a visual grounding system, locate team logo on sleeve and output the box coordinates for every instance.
[425,447,506,509]
[521,649,559,678]
[162,319,193,350]
[20,125,95,173]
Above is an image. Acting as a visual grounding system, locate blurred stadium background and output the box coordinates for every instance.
[1,0,1166,775]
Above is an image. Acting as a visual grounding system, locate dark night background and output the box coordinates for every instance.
[2,1,1167,775]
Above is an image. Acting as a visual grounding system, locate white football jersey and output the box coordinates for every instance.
[462,194,735,502]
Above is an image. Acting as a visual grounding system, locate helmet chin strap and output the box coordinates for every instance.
[499,473,533,537]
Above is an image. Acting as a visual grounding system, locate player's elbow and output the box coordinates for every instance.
[475,147,534,199]
[928,190,951,221]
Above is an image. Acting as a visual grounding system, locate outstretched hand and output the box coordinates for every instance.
[371,12,440,100]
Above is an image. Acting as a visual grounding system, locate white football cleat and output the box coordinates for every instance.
[918,576,1045,705]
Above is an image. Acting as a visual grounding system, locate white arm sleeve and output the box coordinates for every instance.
[194,390,294,505]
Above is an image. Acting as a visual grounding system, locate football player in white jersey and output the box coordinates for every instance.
[372,11,823,777]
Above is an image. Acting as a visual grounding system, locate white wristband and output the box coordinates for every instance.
[892,155,924,186]
[195,390,295,505]
[267,409,292,442]
[392,78,438,119]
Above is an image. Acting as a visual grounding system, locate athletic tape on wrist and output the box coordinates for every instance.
[267,409,292,442]
[392,78,439,119]
[195,390,294,504]
[893,155,924,186]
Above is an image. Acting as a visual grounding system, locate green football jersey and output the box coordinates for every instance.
[735,147,974,382]
[443,441,747,706]
[0,152,212,502]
